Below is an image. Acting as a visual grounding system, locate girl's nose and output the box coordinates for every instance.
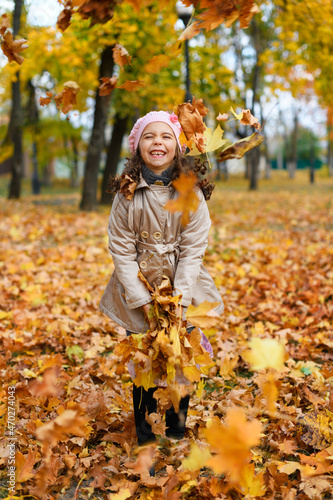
[154,136,162,144]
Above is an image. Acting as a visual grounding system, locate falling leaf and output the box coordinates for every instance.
[182,442,212,471]
[0,14,10,36]
[99,76,118,96]
[205,408,263,483]
[39,92,53,107]
[36,407,88,449]
[29,366,63,397]
[243,337,285,371]
[113,43,131,68]
[57,6,72,32]
[175,98,207,153]
[54,81,81,114]
[144,54,170,73]
[217,133,264,161]
[118,80,145,91]
[164,172,199,225]
[1,30,28,64]
[187,125,228,156]
[216,112,229,121]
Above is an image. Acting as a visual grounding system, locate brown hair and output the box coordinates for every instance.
[108,148,215,201]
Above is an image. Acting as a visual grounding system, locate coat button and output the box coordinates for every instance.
[153,231,162,241]
[140,261,148,269]
[141,231,149,239]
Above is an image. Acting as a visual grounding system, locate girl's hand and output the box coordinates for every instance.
[142,303,157,331]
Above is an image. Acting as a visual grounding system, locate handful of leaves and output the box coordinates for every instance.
[114,274,217,412]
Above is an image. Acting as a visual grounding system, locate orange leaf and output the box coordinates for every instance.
[99,76,118,96]
[113,43,131,69]
[1,31,28,65]
[144,54,170,73]
[39,92,53,107]
[118,80,145,91]
[54,81,81,114]
[0,14,10,36]
[164,172,199,225]
[15,450,37,483]
[205,408,263,483]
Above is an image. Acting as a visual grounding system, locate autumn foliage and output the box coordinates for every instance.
[1,189,333,498]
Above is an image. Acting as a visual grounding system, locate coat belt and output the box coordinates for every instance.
[136,239,180,256]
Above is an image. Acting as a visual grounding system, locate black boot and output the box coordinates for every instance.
[165,395,190,440]
[132,384,157,446]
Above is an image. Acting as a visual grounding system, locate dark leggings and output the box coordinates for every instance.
[132,383,190,445]
[127,328,193,445]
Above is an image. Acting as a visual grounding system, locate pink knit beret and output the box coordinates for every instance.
[128,110,186,154]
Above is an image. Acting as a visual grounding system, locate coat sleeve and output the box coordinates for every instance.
[173,189,211,307]
[107,192,152,309]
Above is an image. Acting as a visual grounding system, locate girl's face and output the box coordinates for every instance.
[138,121,178,174]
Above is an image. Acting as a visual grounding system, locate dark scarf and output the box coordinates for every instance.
[141,163,172,186]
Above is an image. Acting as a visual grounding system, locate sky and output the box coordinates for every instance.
[1,0,62,26]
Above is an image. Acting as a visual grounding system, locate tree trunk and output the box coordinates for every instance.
[8,0,24,199]
[288,108,298,179]
[80,46,114,211]
[71,136,79,188]
[249,148,259,190]
[327,108,333,177]
[100,113,128,205]
[26,80,41,194]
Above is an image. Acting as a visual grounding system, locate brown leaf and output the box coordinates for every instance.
[239,109,261,130]
[113,43,131,68]
[57,6,73,32]
[1,31,28,64]
[145,411,166,436]
[0,14,10,36]
[217,133,264,162]
[54,81,81,114]
[99,75,118,96]
[119,173,137,200]
[175,99,207,153]
[39,92,53,107]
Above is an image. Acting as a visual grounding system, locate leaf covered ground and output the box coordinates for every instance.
[1,189,333,499]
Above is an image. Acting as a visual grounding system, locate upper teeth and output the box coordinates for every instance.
[151,152,165,155]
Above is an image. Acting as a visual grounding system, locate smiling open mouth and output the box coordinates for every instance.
[150,151,166,156]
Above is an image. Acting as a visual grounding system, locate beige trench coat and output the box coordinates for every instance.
[99,176,224,333]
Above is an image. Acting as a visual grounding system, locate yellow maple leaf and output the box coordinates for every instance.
[187,125,227,156]
[186,301,220,328]
[182,442,212,471]
[235,463,266,497]
[242,337,285,371]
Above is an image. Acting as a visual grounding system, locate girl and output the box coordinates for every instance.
[99,110,224,447]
